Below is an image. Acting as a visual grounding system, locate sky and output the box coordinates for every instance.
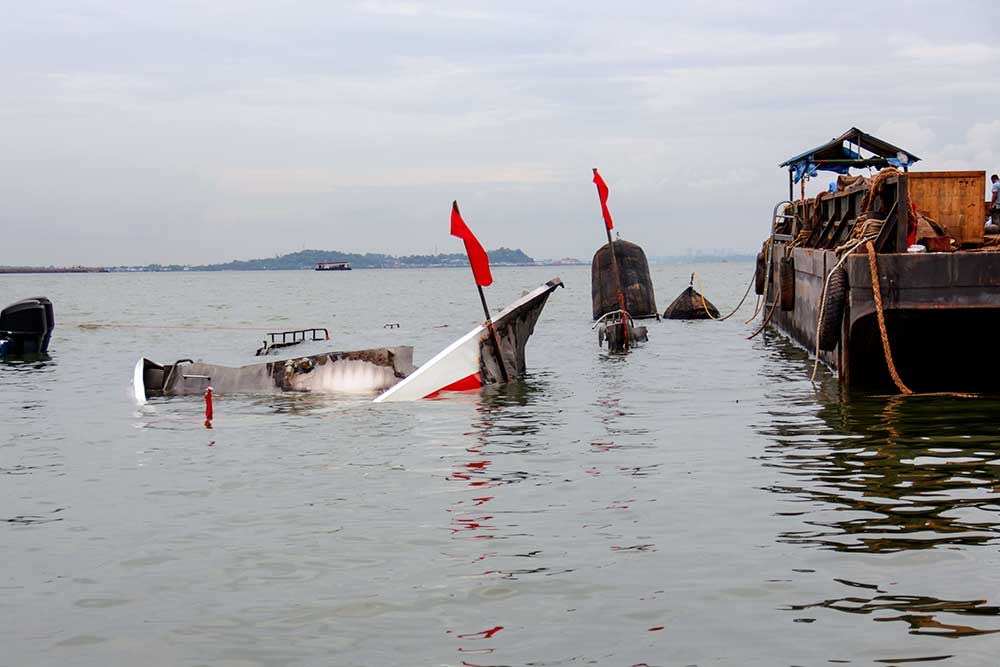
[2,1,999,266]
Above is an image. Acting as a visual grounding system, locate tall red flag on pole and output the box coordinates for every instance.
[592,168,614,231]
[450,201,493,287]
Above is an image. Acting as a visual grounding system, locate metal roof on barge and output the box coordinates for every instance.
[780,127,921,183]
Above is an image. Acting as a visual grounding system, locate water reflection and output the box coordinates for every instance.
[760,370,1000,639]
[444,373,565,665]
[788,590,1000,638]
[0,354,53,369]
[761,390,1000,553]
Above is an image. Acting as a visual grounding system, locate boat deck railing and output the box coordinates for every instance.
[255,328,330,356]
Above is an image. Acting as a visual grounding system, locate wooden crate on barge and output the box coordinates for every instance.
[907,171,986,246]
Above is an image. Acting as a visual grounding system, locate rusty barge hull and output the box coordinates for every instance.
[762,159,1000,394]
[768,245,1000,393]
[766,129,1000,392]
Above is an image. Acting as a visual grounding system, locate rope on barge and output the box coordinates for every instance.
[864,240,912,395]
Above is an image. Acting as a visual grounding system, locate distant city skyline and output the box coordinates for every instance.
[2,2,998,266]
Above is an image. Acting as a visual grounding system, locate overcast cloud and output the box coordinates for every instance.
[2,1,998,265]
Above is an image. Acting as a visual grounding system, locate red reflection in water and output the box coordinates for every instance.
[591,441,617,452]
[585,467,601,476]
[466,461,489,469]
[472,496,493,505]
[451,515,495,537]
[457,626,504,639]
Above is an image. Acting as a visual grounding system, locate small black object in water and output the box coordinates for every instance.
[663,285,719,320]
[1,297,54,356]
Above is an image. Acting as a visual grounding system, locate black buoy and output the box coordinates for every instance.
[591,239,657,320]
[663,277,719,320]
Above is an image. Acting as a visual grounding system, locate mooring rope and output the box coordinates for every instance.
[692,271,755,321]
[865,241,912,395]
[809,216,887,382]
[747,278,781,340]
[806,234,977,398]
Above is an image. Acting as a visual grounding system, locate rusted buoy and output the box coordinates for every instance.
[591,240,657,320]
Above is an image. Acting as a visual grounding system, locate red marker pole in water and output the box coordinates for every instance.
[593,168,629,350]
[204,386,213,429]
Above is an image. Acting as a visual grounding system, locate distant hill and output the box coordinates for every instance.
[112,247,535,272]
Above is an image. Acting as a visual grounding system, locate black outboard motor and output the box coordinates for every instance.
[1,297,54,356]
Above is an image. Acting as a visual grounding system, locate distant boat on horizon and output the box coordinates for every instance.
[316,261,351,271]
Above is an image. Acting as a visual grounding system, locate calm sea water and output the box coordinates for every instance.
[3,264,1000,666]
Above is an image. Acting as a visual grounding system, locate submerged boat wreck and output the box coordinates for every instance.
[134,278,562,404]
[763,127,1000,393]
[375,278,563,402]
[135,347,415,402]
[1,297,54,357]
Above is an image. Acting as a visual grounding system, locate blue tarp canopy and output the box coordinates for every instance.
[779,127,921,184]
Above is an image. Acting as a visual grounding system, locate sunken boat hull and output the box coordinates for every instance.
[375,278,563,402]
[135,346,414,401]
[765,169,1000,393]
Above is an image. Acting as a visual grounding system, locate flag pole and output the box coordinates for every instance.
[477,284,509,384]
[594,169,629,350]
[453,201,510,384]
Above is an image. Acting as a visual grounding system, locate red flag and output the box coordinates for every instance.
[592,168,614,230]
[450,201,493,287]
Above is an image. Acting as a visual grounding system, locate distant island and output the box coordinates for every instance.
[0,248,760,274]
[108,247,540,272]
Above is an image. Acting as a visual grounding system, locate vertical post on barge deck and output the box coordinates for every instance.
[895,174,910,253]
[788,168,794,203]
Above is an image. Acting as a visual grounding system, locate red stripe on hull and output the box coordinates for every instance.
[423,373,482,399]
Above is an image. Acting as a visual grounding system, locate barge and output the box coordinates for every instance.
[762,128,999,393]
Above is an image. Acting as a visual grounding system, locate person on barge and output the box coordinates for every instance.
[990,174,1000,225]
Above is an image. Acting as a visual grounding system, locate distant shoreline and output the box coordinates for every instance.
[0,267,109,274]
[1,256,755,274]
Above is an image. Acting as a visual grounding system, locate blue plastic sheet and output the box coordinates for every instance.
[790,146,863,183]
